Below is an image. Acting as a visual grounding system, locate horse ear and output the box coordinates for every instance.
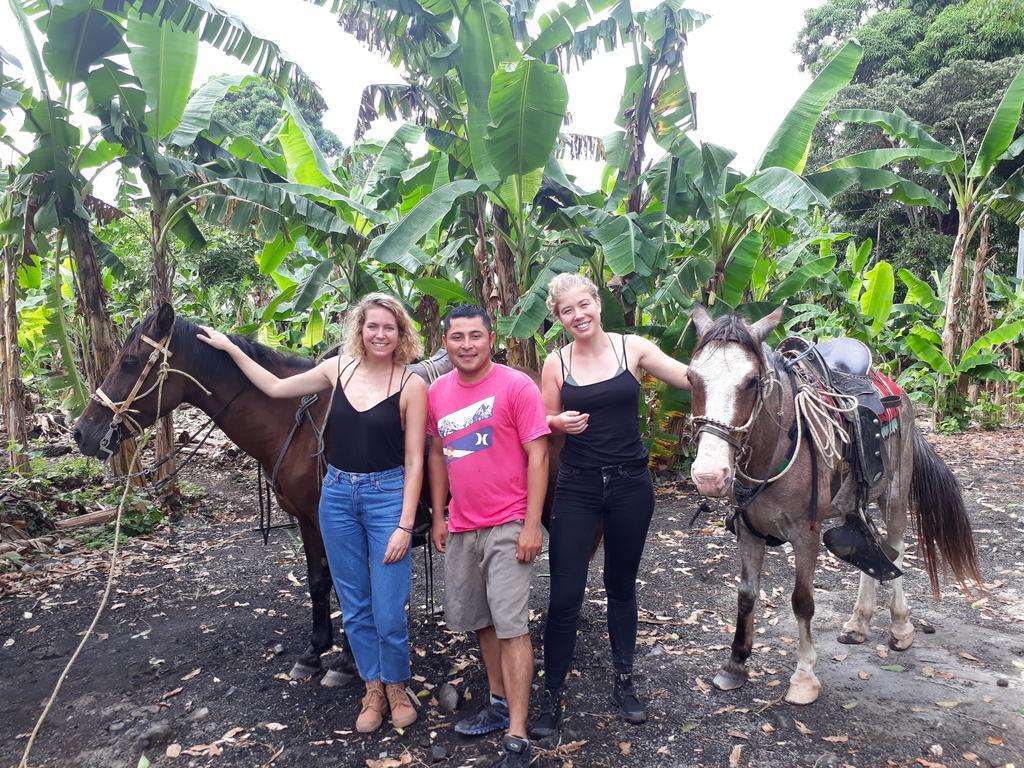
[153,302,175,338]
[691,304,713,337]
[749,305,784,343]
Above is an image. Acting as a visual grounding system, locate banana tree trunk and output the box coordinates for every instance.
[2,246,31,474]
[65,221,141,478]
[492,207,536,370]
[472,196,499,321]
[940,202,973,365]
[963,214,991,403]
[148,185,177,493]
[416,294,443,356]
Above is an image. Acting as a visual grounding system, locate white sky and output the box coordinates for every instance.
[1,0,823,185]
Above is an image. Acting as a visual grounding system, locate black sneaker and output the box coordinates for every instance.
[612,673,648,724]
[454,700,510,736]
[528,688,562,739]
[494,735,531,767]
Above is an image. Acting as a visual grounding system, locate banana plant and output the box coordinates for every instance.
[830,57,1024,370]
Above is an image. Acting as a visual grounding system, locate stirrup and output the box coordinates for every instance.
[823,513,902,581]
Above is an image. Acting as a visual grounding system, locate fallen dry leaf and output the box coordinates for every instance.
[858,671,870,680]
[958,651,981,662]
[264,722,288,731]
[962,752,978,762]
[165,744,182,759]
[161,687,183,700]
[181,668,201,681]
[729,744,743,768]
[365,760,403,768]
[727,729,749,740]
[822,735,849,743]
[618,741,631,756]
[795,720,814,736]
[986,735,1004,746]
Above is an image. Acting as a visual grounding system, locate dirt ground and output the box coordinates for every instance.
[1,422,1022,768]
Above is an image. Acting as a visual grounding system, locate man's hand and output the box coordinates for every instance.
[516,521,542,563]
[431,518,448,553]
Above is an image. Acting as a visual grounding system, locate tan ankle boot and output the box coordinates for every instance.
[386,683,417,729]
[356,680,387,733]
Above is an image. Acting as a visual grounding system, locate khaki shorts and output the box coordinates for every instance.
[444,520,533,639]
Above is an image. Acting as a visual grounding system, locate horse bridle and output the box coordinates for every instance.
[689,347,781,463]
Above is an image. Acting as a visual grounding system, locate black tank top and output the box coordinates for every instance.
[558,334,648,468]
[325,360,409,473]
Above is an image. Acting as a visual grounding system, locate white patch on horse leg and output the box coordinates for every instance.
[888,540,914,651]
[839,572,877,644]
[785,618,821,705]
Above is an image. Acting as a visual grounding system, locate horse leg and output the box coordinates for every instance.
[838,570,877,645]
[713,528,766,691]
[785,530,822,705]
[289,522,348,681]
[882,473,914,651]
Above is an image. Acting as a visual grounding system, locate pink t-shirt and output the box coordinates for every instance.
[428,364,550,532]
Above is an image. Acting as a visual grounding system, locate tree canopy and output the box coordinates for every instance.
[796,0,1024,83]
[209,78,343,158]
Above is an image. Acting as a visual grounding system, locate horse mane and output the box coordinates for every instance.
[127,314,317,381]
[693,312,760,359]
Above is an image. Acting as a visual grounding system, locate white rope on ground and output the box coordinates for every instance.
[19,373,169,768]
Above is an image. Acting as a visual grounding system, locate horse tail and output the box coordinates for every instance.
[909,428,982,597]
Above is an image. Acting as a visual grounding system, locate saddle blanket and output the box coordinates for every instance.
[870,370,903,437]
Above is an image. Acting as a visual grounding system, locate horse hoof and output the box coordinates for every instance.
[288,661,320,681]
[837,630,867,645]
[888,633,914,652]
[784,683,821,706]
[320,668,355,688]
[713,669,748,691]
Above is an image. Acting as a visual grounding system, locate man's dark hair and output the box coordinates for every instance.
[443,304,493,334]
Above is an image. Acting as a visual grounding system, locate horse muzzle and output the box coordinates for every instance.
[691,466,733,498]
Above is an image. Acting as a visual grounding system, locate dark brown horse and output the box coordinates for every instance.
[687,307,981,705]
[73,303,561,684]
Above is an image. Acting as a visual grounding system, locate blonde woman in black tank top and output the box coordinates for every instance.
[530,274,691,738]
[199,293,427,734]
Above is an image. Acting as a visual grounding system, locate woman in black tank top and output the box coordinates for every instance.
[198,293,427,734]
[529,274,691,739]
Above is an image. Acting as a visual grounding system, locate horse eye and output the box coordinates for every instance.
[745,377,758,390]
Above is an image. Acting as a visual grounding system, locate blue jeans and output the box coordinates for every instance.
[319,464,412,684]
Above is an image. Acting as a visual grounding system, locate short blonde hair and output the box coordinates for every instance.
[343,293,423,365]
[546,272,600,315]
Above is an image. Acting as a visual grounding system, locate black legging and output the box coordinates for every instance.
[542,462,655,692]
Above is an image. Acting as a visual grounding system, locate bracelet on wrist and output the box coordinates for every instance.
[397,525,414,534]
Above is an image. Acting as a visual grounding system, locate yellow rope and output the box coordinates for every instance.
[19,368,171,768]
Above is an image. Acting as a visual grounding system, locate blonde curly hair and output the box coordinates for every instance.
[546,272,600,315]
[342,293,423,365]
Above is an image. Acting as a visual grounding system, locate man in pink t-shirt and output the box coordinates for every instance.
[428,306,549,768]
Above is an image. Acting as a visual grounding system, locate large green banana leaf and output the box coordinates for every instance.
[817,147,956,171]
[859,260,894,335]
[277,96,342,188]
[755,40,861,174]
[960,320,1024,363]
[169,73,256,146]
[739,167,831,220]
[830,108,948,152]
[41,4,125,83]
[485,57,568,182]
[367,179,485,268]
[805,167,946,210]
[127,11,199,140]
[970,59,1024,178]
[457,0,518,185]
[525,0,618,57]
[721,230,761,309]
